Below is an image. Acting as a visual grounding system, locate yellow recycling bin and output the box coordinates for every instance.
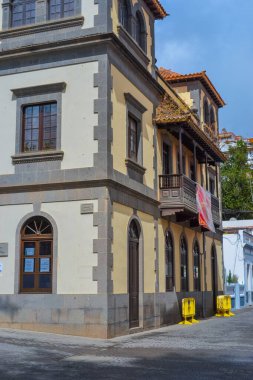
[215,295,235,317]
[179,298,199,325]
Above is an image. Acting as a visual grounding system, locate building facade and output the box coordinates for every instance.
[223,220,253,307]
[219,129,253,169]
[0,0,225,338]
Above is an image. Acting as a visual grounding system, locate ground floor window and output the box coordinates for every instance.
[193,240,201,291]
[20,216,53,293]
[180,236,188,291]
[165,230,174,291]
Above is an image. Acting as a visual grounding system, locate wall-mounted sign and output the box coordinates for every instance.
[40,258,50,273]
[0,243,8,257]
[25,247,35,256]
[24,258,34,273]
[80,203,94,215]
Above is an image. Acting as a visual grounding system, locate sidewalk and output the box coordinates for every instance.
[0,308,253,379]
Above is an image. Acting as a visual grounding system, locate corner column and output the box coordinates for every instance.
[2,1,11,30]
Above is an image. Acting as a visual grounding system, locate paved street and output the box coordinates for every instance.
[0,308,253,380]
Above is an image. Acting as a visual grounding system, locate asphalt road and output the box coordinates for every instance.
[0,308,253,380]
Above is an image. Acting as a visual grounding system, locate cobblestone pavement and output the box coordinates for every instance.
[0,308,253,380]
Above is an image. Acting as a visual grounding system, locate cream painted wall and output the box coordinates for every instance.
[216,241,224,291]
[111,64,154,188]
[170,223,197,293]
[0,204,33,294]
[137,210,155,293]
[42,200,98,294]
[175,89,194,109]
[0,62,98,175]
[111,202,133,294]
[157,219,224,294]
[111,0,154,72]
[81,0,98,29]
[0,200,98,295]
[158,218,167,293]
[205,237,224,292]
[111,201,224,296]
[112,202,156,294]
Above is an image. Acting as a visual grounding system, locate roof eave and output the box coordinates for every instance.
[144,0,168,19]
[167,75,226,108]
[156,119,226,163]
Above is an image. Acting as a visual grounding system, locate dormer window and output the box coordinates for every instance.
[204,99,209,124]
[135,11,146,51]
[119,0,131,34]
[11,0,36,28]
[48,0,75,20]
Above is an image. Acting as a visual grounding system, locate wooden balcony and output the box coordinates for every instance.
[159,174,221,226]
[202,123,219,146]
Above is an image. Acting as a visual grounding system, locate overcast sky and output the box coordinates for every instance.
[155,0,253,138]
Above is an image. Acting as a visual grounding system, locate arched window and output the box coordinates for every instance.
[180,236,188,291]
[165,230,174,291]
[49,0,75,20]
[193,240,201,291]
[119,0,131,33]
[20,216,53,293]
[11,0,36,27]
[129,219,140,241]
[128,219,140,328]
[210,107,216,131]
[204,99,209,125]
[135,11,146,51]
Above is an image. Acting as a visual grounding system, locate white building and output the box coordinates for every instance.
[223,220,253,305]
[219,129,253,169]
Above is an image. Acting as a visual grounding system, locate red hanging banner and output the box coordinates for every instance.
[196,184,215,233]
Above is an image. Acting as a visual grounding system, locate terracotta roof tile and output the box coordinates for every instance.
[155,93,191,124]
[144,0,168,19]
[155,93,226,162]
[159,68,225,108]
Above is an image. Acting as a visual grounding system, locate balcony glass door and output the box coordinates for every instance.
[163,143,172,175]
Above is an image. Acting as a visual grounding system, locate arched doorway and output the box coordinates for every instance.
[211,244,218,312]
[20,216,53,293]
[128,219,140,328]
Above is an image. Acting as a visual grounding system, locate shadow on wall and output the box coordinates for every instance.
[0,296,20,321]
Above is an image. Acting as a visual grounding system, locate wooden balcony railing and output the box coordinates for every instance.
[159,174,197,216]
[159,174,196,193]
[202,123,219,146]
[159,174,221,226]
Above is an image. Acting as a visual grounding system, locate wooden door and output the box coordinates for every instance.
[20,216,53,294]
[162,143,171,175]
[129,240,139,328]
